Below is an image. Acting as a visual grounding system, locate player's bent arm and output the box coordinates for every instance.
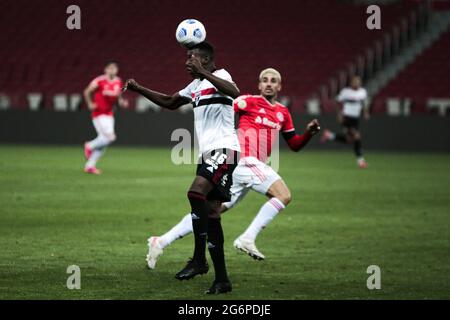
[201,72,240,98]
[125,80,190,110]
[282,119,321,152]
[83,83,98,110]
[282,130,313,152]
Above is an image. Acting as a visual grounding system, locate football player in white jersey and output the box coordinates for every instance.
[123,42,240,294]
[321,76,370,168]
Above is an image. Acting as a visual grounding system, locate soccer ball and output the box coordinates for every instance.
[175,19,206,48]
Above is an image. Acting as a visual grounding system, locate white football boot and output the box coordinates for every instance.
[233,236,265,260]
[146,236,163,269]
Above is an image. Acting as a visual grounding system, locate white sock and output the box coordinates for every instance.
[242,198,285,241]
[88,136,110,150]
[158,213,193,248]
[85,148,105,168]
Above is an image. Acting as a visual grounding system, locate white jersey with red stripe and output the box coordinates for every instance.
[179,69,240,155]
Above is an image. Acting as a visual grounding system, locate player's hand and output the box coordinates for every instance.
[123,79,139,92]
[87,102,97,111]
[337,113,344,124]
[363,111,370,121]
[187,55,207,77]
[306,119,321,135]
[119,98,129,109]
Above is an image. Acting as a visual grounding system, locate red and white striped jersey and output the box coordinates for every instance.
[179,69,240,155]
[234,95,295,162]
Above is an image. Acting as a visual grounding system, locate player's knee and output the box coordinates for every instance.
[220,203,230,214]
[187,190,206,202]
[108,134,116,143]
[208,211,221,219]
[278,192,291,206]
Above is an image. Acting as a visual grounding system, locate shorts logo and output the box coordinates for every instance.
[276,112,284,122]
[221,173,228,187]
[191,213,200,220]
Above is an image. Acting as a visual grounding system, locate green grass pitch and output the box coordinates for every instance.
[0,145,449,300]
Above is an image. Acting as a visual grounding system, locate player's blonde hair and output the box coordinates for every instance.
[259,68,282,82]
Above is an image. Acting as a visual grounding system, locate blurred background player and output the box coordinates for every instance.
[320,76,369,168]
[146,68,320,266]
[83,61,128,174]
[124,42,241,295]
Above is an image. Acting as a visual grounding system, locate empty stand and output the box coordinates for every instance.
[0,0,419,112]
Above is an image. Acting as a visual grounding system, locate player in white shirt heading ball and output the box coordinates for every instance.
[321,76,370,168]
[123,42,240,295]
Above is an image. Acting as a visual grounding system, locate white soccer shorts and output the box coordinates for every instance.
[92,115,116,141]
[224,156,282,209]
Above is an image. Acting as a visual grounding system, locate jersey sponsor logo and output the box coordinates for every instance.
[255,116,282,130]
[102,85,121,97]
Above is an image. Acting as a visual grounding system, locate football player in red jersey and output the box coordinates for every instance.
[83,61,128,174]
[147,68,320,266]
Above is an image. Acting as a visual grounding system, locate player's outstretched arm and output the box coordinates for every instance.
[282,119,321,152]
[123,79,190,110]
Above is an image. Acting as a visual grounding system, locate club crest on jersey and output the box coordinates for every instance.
[276,112,284,122]
[194,93,201,107]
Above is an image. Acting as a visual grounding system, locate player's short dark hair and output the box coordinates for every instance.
[190,42,214,60]
[105,60,119,68]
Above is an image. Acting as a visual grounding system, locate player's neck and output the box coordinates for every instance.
[262,95,277,105]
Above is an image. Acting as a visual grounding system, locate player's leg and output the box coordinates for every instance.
[147,168,248,270]
[321,121,349,144]
[175,175,214,280]
[146,213,192,269]
[233,159,285,260]
[205,200,232,294]
[85,116,116,173]
[235,179,289,260]
[351,129,368,168]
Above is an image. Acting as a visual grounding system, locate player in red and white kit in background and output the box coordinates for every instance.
[83,61,128,174]
[146,68,320,267]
